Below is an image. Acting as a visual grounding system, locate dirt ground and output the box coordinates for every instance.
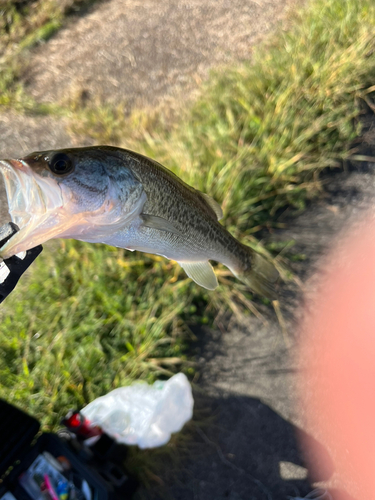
[1,0,374,498]
[23,0,288,108]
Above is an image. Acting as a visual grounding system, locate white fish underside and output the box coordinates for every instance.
[102,220,221,290]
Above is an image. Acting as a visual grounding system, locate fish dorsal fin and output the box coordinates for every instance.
[201,193,223,221]
[179,261,218,290]
[141,214,182,235]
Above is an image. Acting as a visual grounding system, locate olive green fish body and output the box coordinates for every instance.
[0,146,278,297]
[103,149,240,258]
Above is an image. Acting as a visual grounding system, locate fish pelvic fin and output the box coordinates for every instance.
[232,248,279,300]
[179,261,218,290]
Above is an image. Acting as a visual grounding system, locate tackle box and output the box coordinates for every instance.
[0,399,137,500]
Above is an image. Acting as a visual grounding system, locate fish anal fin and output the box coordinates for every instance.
[201,193,223,221]
[141,214,181,235]
[179,261,218,290]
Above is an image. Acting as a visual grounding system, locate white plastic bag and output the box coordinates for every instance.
[81,373,194,449]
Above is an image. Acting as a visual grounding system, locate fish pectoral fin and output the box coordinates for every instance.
[141,214,182,235]
[179,261,218,290]
[201,193,223,221]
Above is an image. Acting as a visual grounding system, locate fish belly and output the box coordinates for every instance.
[101,215,238,290]
[101,217,210,263]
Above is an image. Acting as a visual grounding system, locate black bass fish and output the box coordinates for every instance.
[0,146,278,297]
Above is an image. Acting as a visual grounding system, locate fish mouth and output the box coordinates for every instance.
[0,160,33,229]
[0,159,64,259]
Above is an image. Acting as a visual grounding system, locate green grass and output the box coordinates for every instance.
[0,0,374,443]
[0,240,202,428]
[0,0,100,52]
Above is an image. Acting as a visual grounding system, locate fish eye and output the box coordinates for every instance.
[48,153,74,175]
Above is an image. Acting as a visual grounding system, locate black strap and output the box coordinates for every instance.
[0,222,43,303]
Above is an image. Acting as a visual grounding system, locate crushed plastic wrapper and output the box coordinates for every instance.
[81,373,194,449]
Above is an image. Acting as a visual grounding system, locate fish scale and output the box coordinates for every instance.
[0,146,278,298]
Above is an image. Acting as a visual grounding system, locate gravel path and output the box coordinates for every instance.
[23,0,288,108]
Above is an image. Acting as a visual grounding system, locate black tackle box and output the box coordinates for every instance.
[0,399,137,500]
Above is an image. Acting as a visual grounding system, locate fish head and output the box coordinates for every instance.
[0,148,140,258]
[21,149,112,211]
